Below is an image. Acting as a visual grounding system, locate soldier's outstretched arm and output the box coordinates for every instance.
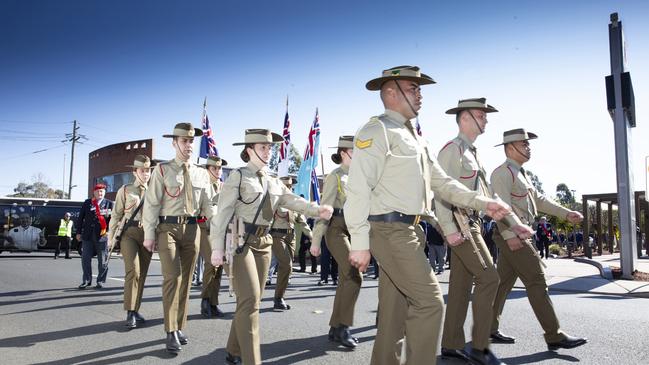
[427,153,498,218]
[209,171,240,257]
[310,172,338,256]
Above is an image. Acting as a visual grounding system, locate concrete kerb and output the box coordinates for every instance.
[574,257,614,280]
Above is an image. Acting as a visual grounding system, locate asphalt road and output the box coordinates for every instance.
[1,252,648,365]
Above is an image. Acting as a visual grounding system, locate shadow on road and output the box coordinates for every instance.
[0,319,164,348]
[502,351,580,364]
[30,339,172,365]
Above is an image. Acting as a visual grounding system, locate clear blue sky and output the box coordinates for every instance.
[1,0,647,201]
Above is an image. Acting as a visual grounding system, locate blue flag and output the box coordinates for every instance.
[294,108,320,200]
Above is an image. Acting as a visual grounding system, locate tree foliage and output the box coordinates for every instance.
[9,173,68,199]
[525,170,545,195]
[268,143,302,175]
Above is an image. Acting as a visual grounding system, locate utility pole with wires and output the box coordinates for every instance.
[64,120,86,199]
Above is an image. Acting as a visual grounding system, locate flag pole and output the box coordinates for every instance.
[320,152,325,176]
[197,97,207,164]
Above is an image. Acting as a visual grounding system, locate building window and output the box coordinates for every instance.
[95,173,134,193]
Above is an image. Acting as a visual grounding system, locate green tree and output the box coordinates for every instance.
[269,143,302,175]
[9,174,68,199]
[525,170,545,195]
[555,183,575,206]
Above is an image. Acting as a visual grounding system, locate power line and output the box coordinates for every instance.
[0,119,70,125]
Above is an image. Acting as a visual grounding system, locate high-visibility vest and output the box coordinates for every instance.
[58,219,73,237]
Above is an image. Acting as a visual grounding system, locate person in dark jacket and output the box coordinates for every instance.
[77,183,114,289]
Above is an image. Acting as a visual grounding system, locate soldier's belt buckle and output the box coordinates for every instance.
[413,215,421,225]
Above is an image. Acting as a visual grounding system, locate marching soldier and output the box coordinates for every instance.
[310,135,361,348]
[345,65,513,365]
[270,176,312,311]
[198,155,227,318]
[435,99,533,365]
[108,154,154,329]
[489,128,587,351]
[142,122,215,354]
[210,128,333,365]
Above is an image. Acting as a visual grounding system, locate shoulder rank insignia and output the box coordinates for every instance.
[355,138,373,149]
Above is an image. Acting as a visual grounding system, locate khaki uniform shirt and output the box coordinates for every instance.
[312,164,348,249]
[435,133,522,236]
[109,178,147,242]
[490,158,570,240]
[142,158,215,241]
[210,162,320,252]
[345,109,491,250]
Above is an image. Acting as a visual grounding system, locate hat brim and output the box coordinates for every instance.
[366,74,436,91]
[162,128,204,138]
[494,132,538,147]
[232,132,284,146]
[201,158,228,168]
[280,177,297,185]
[445,105,499,114]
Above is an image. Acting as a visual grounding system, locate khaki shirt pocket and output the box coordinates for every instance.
[164,177,183,199]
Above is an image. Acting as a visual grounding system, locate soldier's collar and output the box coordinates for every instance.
[246,162,266,175]
[505,158,522,171]
[457,132,475,150]
[340,164,350,173]
[173,157,191,167]
[384,109,408,125]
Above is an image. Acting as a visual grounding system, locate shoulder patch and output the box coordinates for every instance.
[355,138,373,149]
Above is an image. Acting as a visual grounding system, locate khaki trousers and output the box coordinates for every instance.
[326,216,362,327]
[441,222,498,350]
[369,221,444,365]
[157,223,200,332]
[490,231,565,343]
[271,231,295,299]
[226,234,273,365]
[199,226,223,305]
[121,225,152,311]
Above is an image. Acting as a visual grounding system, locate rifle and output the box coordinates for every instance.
[451,207,488,270]
[225,216,245,297]
[100,198,145,279]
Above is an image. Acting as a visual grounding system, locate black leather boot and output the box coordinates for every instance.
[166,332,181,353]
[125,311,137,329]
[200,298,212,318]
[225,352,242,364]
[273,297,291,310]
[334,325,357,348]
[176,330,188,345]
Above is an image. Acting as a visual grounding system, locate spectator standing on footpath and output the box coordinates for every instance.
[55,212,74,259]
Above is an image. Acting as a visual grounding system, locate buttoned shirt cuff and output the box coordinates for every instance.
[350,233,370,251]
[305,205,321,218]
[502,214,519,229]
[471,195,491,212]
[440,223,459,237]
[499,228,517,240]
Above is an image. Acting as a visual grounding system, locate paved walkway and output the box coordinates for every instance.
[438,253,649,297]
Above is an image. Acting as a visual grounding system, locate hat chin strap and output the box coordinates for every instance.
[512,144,530,160]
[393,80,419,118]
[253,147,269,165]
[466,111,484,134]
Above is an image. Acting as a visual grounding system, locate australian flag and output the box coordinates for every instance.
[277,110,291,177]
[199,99,218,159]
[294,108,320,201]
